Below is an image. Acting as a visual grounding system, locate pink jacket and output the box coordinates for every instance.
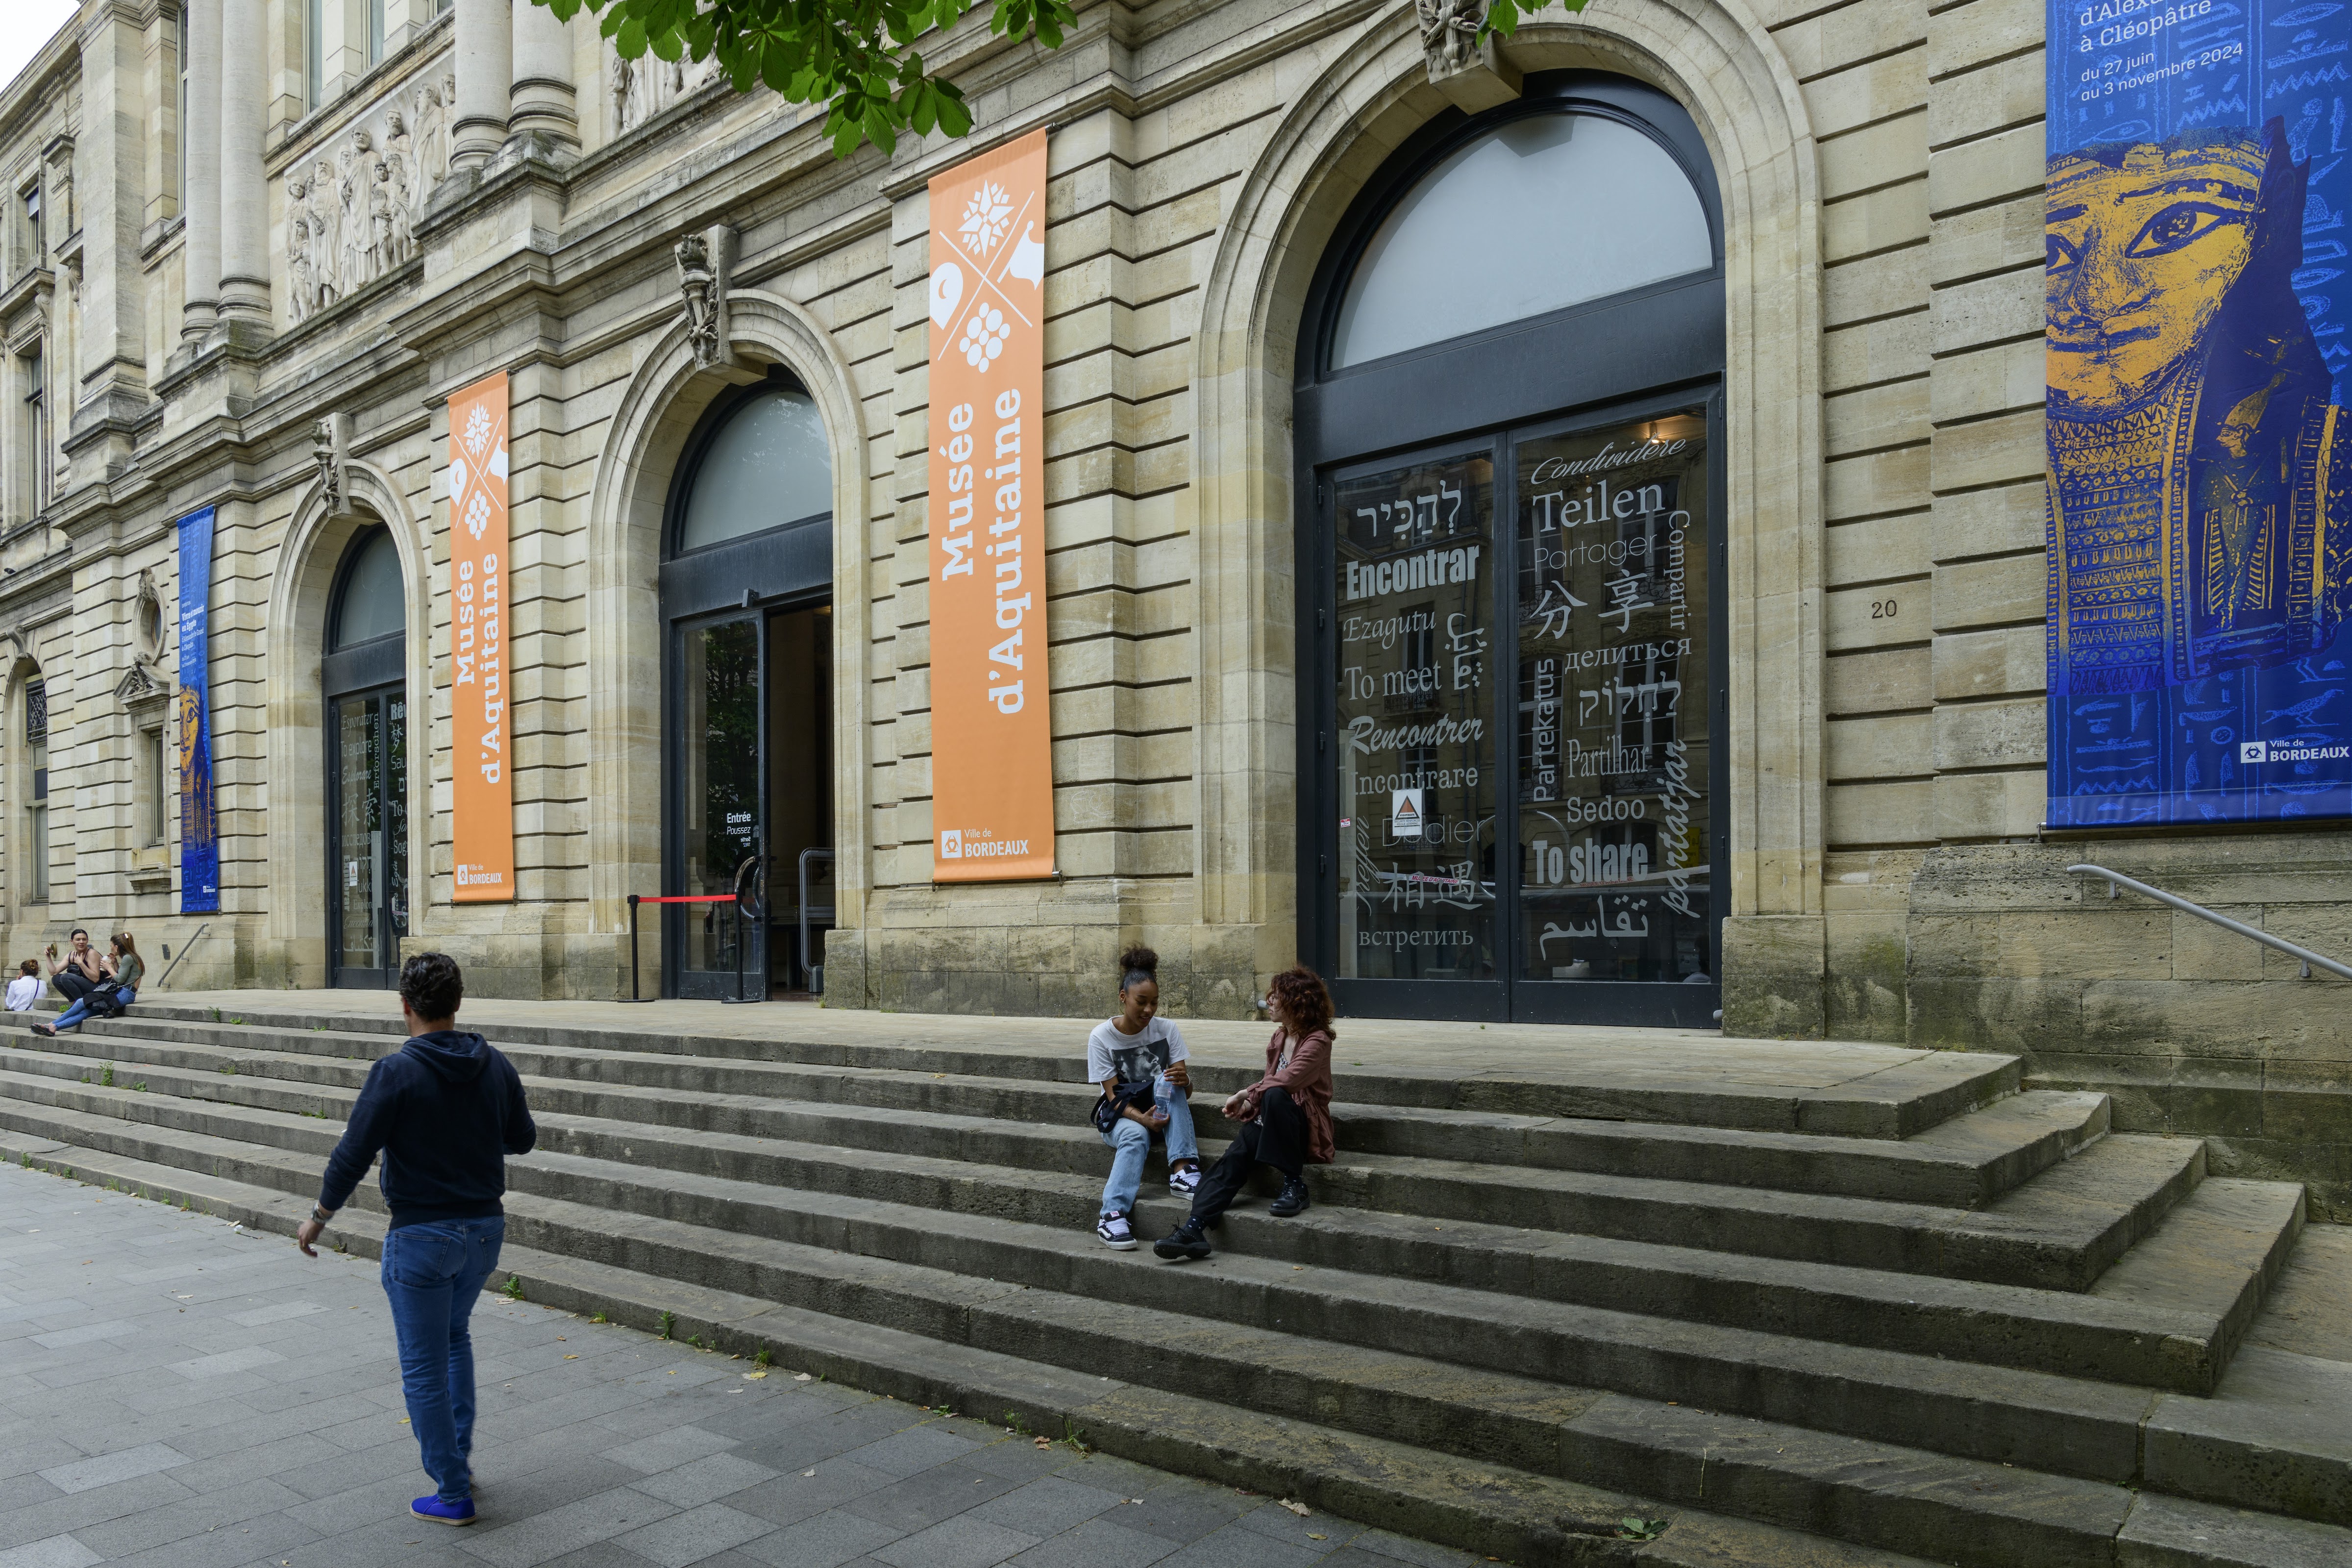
[1238,1027,1335,1164]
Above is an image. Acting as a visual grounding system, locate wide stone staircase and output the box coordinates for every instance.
[0,1001,2346,1567]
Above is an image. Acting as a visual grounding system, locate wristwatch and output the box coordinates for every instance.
[309,1204,335,1225]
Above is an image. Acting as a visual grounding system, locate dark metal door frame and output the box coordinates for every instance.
[656,369,837,999]
[325,678,405,990]
[1292,69,1729,1027]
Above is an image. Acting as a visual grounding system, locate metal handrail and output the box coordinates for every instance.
[799,847,836,996]
[2068,864,2352,982]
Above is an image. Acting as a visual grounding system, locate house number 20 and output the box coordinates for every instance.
[1870,598,1899,620]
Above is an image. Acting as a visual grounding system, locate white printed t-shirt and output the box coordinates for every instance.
[1086,1016,1188,1087]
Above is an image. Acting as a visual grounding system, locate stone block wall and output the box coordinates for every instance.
[0,0,2345,1215]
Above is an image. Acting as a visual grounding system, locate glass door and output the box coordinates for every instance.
[670,614,765,997]
[1508,403,1719,1023]
[1314,400,1723,1025]
[1329,444,1501,1015]
[329,687,408,988]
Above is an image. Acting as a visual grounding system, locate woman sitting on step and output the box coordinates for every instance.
[34,932,140,1036]
[1088,946,1202,1250]
[1154,964,1336,1261]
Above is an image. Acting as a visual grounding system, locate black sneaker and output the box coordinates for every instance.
[1269,1177,1311,1218]
[1153,1222,1212,1261]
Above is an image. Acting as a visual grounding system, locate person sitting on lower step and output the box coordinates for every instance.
[1088,945,1201,1250]
[1154,964,1336,1261]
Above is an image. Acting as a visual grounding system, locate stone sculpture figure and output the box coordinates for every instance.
[610,39,720,134]
[610,52,636,136]
[369,160,396,278]
[412,85,448,194]
[675,232,718,362]
[313,417,345,512]
[287,211,315,324]
[309,157,343,308]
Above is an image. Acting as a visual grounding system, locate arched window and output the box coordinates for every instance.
[674,387,832,555]
[1296,73,1726,1029]
[1329,113,1713,370]
[329,525,404,650]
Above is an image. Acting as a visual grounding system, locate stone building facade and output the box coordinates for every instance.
[0,0,2343,1195]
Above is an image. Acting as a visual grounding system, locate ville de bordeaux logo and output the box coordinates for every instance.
[937,830,1031,860]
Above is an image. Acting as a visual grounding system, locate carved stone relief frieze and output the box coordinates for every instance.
[283,63,454,326]
[608,38,723,138]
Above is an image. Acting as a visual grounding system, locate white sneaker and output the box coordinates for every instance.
[1168,1166,1201,1196]
[1096,1213,1138,1250]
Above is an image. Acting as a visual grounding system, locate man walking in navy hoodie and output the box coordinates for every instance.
[295,952,536,1527]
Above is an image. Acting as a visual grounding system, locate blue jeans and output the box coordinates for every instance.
[1099,1080,1199,1218]
[381,1215,504,1503]
[51,987,131,1031]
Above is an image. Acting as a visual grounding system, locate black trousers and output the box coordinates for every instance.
[1188,1086,1308,1228]
[51,972,95,1007]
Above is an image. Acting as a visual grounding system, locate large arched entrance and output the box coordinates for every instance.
[661,369,837,998]
[1296,71,1727,1025]
[324,524,410,988]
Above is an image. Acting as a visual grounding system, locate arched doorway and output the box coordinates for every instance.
[324,524,409,988]
[661,369,836,998]
[1296,71,1727,1025]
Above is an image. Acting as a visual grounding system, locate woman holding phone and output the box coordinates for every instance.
[1086,946,1201,1250]
[1153,964,1336,1261]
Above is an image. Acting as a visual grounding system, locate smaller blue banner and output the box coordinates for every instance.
[177,508,219,914]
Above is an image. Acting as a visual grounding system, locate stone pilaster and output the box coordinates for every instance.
[508,0,577,158]
[216,0,271,330]
[71,0,150,433]
[450,0,513,175]
[181,0,220,344]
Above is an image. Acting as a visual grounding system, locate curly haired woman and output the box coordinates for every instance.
[1153,964,1336,1261]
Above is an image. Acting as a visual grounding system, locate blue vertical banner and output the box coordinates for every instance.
[177,507,220,913]
[2047,0,2352,825]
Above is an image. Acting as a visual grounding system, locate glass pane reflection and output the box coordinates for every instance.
[681,618,761,976]
[1514,411,1712,984]
[1334,452,1496,981]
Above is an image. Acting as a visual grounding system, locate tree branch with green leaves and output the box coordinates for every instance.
[533,0,1077,159]
[537,0,1573,162]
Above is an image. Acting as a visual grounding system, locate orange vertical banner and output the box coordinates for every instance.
[447,371,515,902]
[927,128,1054,881]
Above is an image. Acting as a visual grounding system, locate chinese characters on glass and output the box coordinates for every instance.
[1514,412,1711,984]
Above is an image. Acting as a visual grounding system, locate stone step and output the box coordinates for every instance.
[92,1007,2026,1137]
[0,1032,2182,1292]
[0,1042,2209,1319]
[0,1081,2273,1464]
[32,1015,2107,1211]
[1336,1091,2111,1206]
[0,1123,2198,1568]
[2,1073,2341,1548]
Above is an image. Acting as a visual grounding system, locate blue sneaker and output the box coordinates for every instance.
[412,1494,476,1525]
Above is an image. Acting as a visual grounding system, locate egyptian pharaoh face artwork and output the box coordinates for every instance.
[2046,141,2265,417]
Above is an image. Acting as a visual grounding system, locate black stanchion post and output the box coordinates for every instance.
[629,895,641,1002]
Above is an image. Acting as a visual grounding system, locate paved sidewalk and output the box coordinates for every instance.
[0,1163,1469,1568]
